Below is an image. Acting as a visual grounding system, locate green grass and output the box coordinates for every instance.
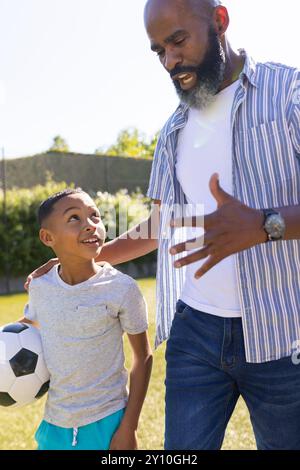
[0,280,256,450]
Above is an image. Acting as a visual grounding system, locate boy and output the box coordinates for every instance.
[19,188,152,450]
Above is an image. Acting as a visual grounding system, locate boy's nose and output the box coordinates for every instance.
[84,220,97,231]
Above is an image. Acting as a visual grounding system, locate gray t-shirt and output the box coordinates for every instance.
[24,263,148,428]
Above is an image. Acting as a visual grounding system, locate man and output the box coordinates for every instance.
[27,0,300,450]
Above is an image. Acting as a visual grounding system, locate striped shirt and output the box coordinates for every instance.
[147,50,300,363]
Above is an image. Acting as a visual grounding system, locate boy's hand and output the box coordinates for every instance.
[24,258,59,291]
[109,425,138,450]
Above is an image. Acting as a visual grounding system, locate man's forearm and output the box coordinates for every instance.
[238,204,300,248]
[277,205,300,240]
[97,215,158,265]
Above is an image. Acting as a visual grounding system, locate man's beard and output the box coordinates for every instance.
[171,28,226,109]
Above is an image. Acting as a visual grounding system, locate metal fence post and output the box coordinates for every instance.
[1,147,10,294]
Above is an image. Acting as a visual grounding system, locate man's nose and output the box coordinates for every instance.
[164,48,183,73]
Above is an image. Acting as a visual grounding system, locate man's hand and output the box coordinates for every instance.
[170,173,267,279]
[109,424,138,450]
[24,258,59,291]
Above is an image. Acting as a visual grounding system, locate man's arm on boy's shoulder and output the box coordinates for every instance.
[97,200,160,266]
[109,331,153,450]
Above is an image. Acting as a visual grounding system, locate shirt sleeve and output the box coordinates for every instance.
[118,279,148,334]
[23,300,37,322]
[287,70,300,154]
[23,284,38,322]
[146,133,165,201]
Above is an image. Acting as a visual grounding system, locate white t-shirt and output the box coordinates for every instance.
[24,263,148,428]
[176,80,242,318]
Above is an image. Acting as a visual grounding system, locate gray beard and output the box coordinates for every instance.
[177,60,226,110]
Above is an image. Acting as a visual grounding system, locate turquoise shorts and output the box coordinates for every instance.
[35,408,125,450]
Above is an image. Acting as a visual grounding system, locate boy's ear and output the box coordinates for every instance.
[39,228,55,247]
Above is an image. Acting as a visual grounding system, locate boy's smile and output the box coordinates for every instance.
[81,235,102,246]
[40,192,106,261]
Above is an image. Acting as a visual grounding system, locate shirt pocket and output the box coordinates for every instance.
[240,119,285,142]
[75,303,109,338]
[237,119,299,207]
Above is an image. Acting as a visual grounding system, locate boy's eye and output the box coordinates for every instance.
[68,213,100,221]
[69,214,80,222]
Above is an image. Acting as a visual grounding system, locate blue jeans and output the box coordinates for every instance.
[165,300,300,450]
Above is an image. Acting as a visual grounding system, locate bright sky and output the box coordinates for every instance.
[0,0,299,158]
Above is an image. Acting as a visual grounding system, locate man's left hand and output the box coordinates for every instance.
[170,173,267,279]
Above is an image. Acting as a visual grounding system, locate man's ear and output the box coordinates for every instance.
[213,5,229,37]
[39,228,55,247]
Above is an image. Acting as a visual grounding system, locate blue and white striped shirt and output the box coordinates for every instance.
[147,51,300,363]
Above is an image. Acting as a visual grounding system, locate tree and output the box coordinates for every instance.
[95,127,158,159]
[48,135,70,153]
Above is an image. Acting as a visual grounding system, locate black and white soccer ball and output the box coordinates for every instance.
[0,322,50,408]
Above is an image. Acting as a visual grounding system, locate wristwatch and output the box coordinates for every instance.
[262,209,286,241]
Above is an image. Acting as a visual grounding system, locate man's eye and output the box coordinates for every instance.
[156,50,165,57]
[175,38,185,45]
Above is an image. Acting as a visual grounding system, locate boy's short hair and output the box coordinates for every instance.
[38,188,85,227]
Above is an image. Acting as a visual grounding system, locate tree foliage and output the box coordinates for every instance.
[95,127,158,159]
[48,135,70,153]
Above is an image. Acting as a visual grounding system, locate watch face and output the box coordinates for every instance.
[264,214,286,239]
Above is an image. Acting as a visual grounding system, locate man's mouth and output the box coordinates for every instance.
[171,72,197,90]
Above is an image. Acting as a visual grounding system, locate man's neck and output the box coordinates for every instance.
[219,46,245,91]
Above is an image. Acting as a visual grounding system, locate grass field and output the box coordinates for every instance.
[0,279,256,450]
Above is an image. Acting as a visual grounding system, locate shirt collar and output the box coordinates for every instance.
[239,49,258,88]
[166,49,258,136]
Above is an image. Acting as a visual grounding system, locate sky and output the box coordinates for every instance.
[0,0,299,159]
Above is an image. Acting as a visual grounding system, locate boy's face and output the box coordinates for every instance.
[40,192,106,261]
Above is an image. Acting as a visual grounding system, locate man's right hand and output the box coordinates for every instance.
[24,258,59,291]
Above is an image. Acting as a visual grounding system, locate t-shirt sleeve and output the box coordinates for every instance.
[23,284,38,322]
[119,280,148,334]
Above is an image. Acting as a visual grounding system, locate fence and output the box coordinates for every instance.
[5,152,152,194]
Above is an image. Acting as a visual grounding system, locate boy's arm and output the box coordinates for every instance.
[109,331,153,450]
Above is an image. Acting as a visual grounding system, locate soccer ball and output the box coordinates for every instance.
[0,322,50,408]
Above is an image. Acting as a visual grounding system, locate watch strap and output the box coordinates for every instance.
[262,208,278,219]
